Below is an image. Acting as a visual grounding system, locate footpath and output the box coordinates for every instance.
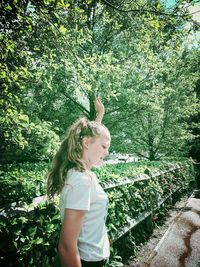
[125,190,200,267]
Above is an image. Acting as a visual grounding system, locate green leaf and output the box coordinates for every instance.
[59,25,67,34]
[5,5,12,11]
[34,238,43,244]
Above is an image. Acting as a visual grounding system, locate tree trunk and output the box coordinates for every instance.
[89,93,96,120]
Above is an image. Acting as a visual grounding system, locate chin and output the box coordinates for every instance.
[94,162,103,168]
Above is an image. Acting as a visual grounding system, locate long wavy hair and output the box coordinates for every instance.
[46,117,109,199]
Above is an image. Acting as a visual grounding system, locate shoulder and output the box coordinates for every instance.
[83,170,98,181]
[67,169,91,185]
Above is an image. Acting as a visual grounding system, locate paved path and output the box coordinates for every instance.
[136,190,200,267]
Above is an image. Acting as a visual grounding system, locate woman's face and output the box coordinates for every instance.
[82,130,111,169]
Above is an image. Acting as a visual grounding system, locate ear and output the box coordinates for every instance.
[82,137,90,149]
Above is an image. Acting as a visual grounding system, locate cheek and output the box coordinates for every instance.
[94,146,102,157]
[89,145,100,157]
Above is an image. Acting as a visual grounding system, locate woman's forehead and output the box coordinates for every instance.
[100,127,110,137]
[100,132,111,144]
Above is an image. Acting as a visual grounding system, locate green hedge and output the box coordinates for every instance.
[0,203,60,267]
[106,165,193,241]
[0,162,50,205]
[0,160,196,267]
[0,159,189,206]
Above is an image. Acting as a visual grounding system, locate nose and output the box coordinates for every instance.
[105,149,109,157]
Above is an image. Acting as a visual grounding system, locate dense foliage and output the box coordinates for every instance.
[1,0,200,162]
[0,158,190,206]
[1,0,199,263]
[0,160,196,266]
[0,162,49,205]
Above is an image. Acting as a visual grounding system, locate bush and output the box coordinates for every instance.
[0,121,60,163]
[0,159,194,206]
[0,162,49,206]
[0,202,60,267]
[0,160,196,266]
[22,121,60,161]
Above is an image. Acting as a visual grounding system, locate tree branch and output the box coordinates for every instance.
[130,149,149,160]
[101,0,181,17]
[62,92,90,116]
[190,10,200,16]
[105,102,131,115]
[106,106,144,127]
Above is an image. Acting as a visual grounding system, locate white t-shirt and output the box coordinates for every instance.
[59,169,110,261]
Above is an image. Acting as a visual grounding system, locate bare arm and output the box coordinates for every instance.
[95,96,105,124]
[58,209,86,267]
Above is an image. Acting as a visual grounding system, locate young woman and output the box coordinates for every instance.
[47,98,111,267]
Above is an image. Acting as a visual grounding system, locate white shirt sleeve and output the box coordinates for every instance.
[64,172,92,211]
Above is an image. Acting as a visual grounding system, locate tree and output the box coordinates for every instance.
[0,0,199,162]
[100,4,199,159]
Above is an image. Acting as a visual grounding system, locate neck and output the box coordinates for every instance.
[81,157,92,171]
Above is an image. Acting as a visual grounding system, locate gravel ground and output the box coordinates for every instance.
[123,195,189,267]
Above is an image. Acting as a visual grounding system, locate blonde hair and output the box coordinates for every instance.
[47,117,109,199]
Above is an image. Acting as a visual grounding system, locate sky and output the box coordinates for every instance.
[188,2,200,23]
[165,0,200,46]
[165,0,200,23]
[166,0,176,8]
